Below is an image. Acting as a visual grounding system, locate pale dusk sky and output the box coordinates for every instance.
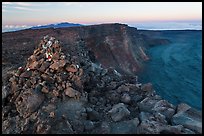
[2,2,202,31]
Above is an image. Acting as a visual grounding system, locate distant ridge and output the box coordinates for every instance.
[30,22,83,29]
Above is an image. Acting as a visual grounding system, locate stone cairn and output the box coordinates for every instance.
[10,35,84,118]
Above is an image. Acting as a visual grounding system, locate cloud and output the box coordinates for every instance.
[2,2,32,6]
[2,2,12,5]
[2,9,7,12]
[15,2,32,6]
[64,2,78,6]
[14,6,32,10]
[3,24,30,29]
[13,6,41,11]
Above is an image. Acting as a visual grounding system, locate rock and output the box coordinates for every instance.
[100,69,108,76]
[116,85,129,93]
[50,60,66,70]
[41,86,49,93]
[25,80,32,88]
[42,104,56,113]
[106,81,117,90]
[152,100,175,121]
[65,87,81,99]
[49,111,55,118]
[108,103,130,122]
[131,95,143,103]
[98,122,111,134]
[38,61,50,72]
[29,61,40,70]
[182,128,196,134]
[84,120,95,130]
[71,120,84,133]
[15,90,44,118]
[34,84,43,93]
[41,74,54,83]
[106,91,120,103]
[138,97,161,113]
[110,118,139,134]
[160,125,183,134]
[121,93,131,104]
[141,82,153,92]
[50,120,74,134]
[66,64,78,73]
[171,108,202,133]
[86,107,100,121]
[2,85,10,104]
[137,112,168,134]
[20,70,32,78]
[138,112,152,122]
[176,103,191,113]
[52,52,60,61]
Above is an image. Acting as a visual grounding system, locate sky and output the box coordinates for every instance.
[2,2,202,32]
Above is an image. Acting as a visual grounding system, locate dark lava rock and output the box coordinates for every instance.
[108,103,130,122]
[86,107,101,121]
[20,70,32,78]
[121,93,131,104]
[171,107,202,133]
[110,118,139,134]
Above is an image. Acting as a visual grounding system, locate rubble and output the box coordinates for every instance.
[2,36,202,134]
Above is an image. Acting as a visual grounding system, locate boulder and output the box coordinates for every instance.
[110,118,139,134]
[41,86,49,93]
[97,122,111,134]
[29,61,40,70]
[176,103,191,113]
[65,87,81,99]
[108,103,130,122]
[171,108,202,133]
[84,120,95,131]
[152,100,175,121]
[15,90,44,118]
[160,125,183,134]
[50,60,66,70]
[20,70,32,78]
[86,107,100,121]
[106,91,120,103]
[121,93,131,104]
[38,61,50,72]
[138,97,161,113]
[141,82,153,92]
[66,64,78,73]
[52,52,60,61]
[41,74,54,83]
[116,85,129,93]
[137,112,168,134]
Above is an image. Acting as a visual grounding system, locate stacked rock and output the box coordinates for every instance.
[10,36,84,118]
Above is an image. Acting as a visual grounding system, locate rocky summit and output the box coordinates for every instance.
[2,24,202,134]
[2,34,202,134]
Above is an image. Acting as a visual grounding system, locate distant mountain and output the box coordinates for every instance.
[30,22,83,29]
